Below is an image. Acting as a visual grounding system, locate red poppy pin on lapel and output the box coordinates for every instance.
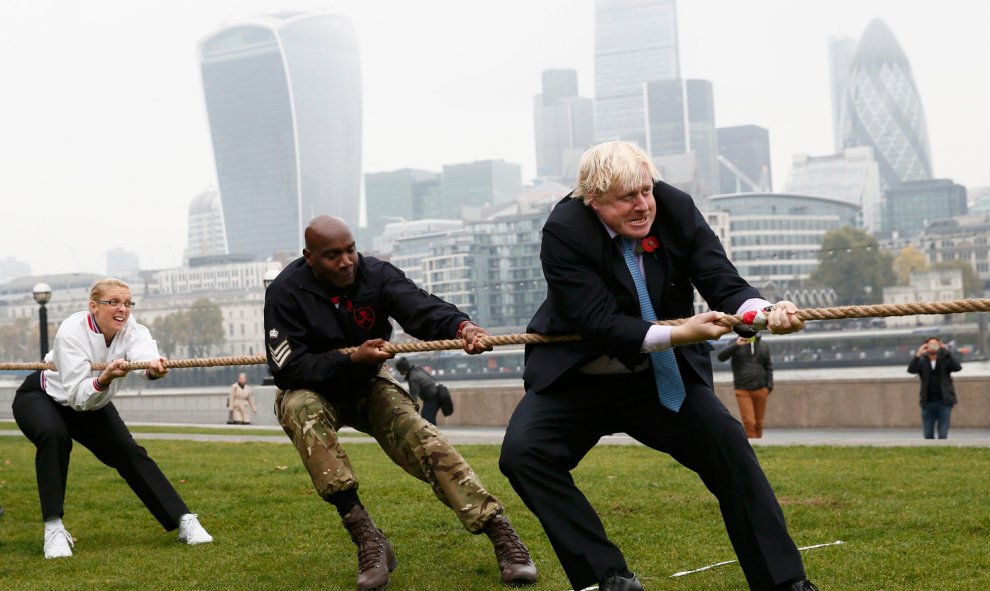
[637,236,659,257]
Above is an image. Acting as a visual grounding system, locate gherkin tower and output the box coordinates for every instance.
[839,19,932,191]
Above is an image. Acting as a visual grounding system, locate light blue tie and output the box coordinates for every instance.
[621,237,686,412]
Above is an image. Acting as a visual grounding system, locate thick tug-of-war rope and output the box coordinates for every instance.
[3,298,989,372]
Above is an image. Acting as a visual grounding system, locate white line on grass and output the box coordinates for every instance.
[563,540,845,590]
[670,540,845,577]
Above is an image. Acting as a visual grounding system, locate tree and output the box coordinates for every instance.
[151,313,183,358]
[150,298,225,359]
[0,317,39,362]
[185,298,225,358]
[932,260,983,297]
[811,226,896,305]
[892,245,930,285]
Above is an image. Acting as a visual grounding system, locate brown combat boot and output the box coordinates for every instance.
[484,514,538,586]
[341,505,397,591]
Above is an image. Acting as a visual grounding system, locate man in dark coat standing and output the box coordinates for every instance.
[718,334,774,438]
[908,336,962,439]
[394,357,442,425]
[498,141,818,591]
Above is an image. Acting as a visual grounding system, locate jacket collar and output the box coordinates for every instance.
[87,312,103,335]
[292,254,372,303]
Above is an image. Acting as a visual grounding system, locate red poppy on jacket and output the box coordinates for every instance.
[639,236,659,253]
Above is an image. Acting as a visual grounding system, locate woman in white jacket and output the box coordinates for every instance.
[12,278,213,559]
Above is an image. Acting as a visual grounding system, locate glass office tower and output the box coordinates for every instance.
[534,69,594,181]
[594,0,680,147]
[839,19,932,192]
[200,12,362,259]
[644,78,719,198]
[717,125,772,194]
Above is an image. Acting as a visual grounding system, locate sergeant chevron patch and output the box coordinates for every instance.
[268,340,291,368]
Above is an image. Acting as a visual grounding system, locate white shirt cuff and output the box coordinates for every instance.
[737,298,772,315]
[643,324,672,352]
[641,299,770,352]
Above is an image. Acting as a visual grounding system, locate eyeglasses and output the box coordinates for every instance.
[95,299,136,309]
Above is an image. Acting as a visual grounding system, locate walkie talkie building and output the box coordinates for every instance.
[200,12,361,259]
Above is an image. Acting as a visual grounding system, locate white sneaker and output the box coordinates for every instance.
[44,528,74,559]
[177,513,213,545]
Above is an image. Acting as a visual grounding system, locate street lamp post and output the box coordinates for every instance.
[32,282,52,360]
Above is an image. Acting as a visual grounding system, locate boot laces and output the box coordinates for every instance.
[349,521,385,571]
[488,518,532,564]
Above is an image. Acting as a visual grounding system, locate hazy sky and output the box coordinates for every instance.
[2,0,988,277]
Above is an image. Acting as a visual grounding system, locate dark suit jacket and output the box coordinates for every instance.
[907,349,962,406]
[524,181,760,394]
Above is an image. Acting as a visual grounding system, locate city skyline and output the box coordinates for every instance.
[2,0,989,277]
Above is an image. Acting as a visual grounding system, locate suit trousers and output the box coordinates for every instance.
[12,372,189,529]
[499,370,805,591]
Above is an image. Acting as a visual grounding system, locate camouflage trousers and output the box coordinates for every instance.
[274,367,502,533]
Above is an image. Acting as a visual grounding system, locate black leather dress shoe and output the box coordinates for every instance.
[777,579,820,591]
[600,572,644,591]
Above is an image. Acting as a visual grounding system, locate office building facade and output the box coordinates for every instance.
[364,168,443,242]
[969,186,990,213]
[440,160,522,217]
[883,269,965,328]
[391,189,565,330]
[709,193,860,284]
[185,187,228,262]
[644,78,719,198]
[839,19,932,191]
[534,69,594,182]
[594,0,680,146]
[199,12,361,259]
[154,260,281,295]
[717,125,772,194]
[884,179,967,237]
[828,36,857,153]
[785,147,882,233]
[919,214,990,292]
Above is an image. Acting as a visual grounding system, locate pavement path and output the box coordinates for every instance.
[4,423,988,447]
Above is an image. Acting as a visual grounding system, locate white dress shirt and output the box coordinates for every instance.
[580,223,769,374]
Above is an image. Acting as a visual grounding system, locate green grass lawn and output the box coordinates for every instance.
[0,436,987,590]
[0,420,365,438]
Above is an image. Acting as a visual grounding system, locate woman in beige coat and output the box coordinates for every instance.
[227,373,257,425]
